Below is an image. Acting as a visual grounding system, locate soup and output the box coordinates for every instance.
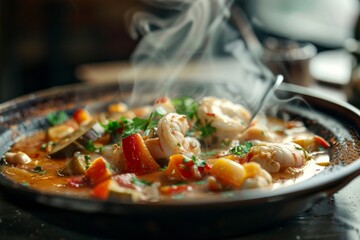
[0,96,330,202]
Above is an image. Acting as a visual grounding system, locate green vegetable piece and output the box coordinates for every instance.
[230,142,253,157]
[47,111,69,126]
[60,155,87,176]
[172,96,198,120]
[31,166,47,175]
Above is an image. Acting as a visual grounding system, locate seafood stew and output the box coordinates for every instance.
[0,94,333,203]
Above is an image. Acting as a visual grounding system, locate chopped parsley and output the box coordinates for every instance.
[183,155,206,168]
[40,141,55,151]
[84,155,91,169]
[85,140,103,153]
[199,121,216,139]
[46,111,69,126]
[31,165,47,175]
[103,110,164,139]
[101,120,121,133]
[230,142,253,157]
[131,177,152,187]
[172,96,198,120]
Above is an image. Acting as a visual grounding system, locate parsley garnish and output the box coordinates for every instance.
[199,121,216,139]
[85,140,103,153]
[31,166,47,174]
[183,155,206,167]
[46,111,69,126]
[40,141,55,151]
[131,177,152,187]
[119,110,164,138]
[172,96,198,120]
[101,120,121,133]
[230,142,253,157]
[84,155,91,169]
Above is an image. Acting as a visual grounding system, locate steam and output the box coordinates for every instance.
[125,0,279,114]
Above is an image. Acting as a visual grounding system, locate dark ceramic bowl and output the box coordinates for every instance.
[0,82,360,239]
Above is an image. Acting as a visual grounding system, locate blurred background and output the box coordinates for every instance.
[1,0,359,104]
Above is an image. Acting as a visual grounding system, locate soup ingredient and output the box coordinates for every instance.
[122,133,160,175]
[46,111,69,126]
[85,157,113,185]
[49,121,104,158]
[248,142,307,173]
[210,158,246,188]
[197,97,251,140]
[73,109,92,125]
[47,125,75,142]
[60,154,88,176]
[157,113,201,158]
[165,154,210,181]
[4,151,32,165]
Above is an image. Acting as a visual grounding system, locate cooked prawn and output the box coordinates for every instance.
[157,113,201,158]
[248,142,307,173]
[197,97,251,140]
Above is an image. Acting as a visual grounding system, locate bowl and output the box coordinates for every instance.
[0,82,359,239]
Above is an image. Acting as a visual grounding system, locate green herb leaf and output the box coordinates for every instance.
[47,111,69,126]
[31,165,47,174]
[85,140,103,153]
[101,120,121,133]
[230,142,253,157]
[183,155,206,168]
[200,122,216,139]
[40,141,55,151]
[84,155,91,169]
[172,96,198,120]
[131,177,152,187]
[119,110,164,138]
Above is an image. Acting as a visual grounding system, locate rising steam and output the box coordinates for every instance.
[125,0,278,115]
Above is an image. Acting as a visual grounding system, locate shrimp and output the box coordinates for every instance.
[248,142,307,173]
[197,97,251,140]
[154,97,175,114]
[157,113,201,158]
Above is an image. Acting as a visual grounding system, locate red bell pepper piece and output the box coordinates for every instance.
[122,133,160,175]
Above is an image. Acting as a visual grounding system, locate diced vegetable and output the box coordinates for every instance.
[60,155,87,176]
[73,109,92,125]
[91,175,145,201]
[122,133,160,175]
[108,102,128,113]
[243,162,263,179]
[49,120,104,158]
[47,111,69,126]
[165,154,210,181]
[91,179,111,200]
[5,152,32,165]
[85,157,113,185]
[210,158,245,189]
